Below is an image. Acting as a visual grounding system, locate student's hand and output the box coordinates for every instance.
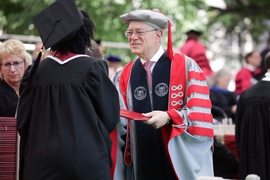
[142,111,170,129]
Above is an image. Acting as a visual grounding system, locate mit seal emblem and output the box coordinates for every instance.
[134,86,147,100]
[155,83,168,97]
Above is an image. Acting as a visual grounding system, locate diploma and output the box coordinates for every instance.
[120,108,150,121]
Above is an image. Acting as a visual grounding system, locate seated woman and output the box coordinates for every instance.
[210,68,239,179]
[210,68,237,123]
[0,39,32,117]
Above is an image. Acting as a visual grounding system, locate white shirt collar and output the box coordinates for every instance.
[262,72,270,81]
[140,46,164,64]
[245,63,256,71]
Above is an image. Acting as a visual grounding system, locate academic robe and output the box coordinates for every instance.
[111,52,214,180]
[16,54,120,180]
[235,80,270,180]
[180,39,213,76]
[235,67,258,95]
[0,80,18,117]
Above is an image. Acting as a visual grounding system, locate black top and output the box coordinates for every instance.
[210,86,237,123]
[0,80,18,117]
[16,55,120,180]
[235,80,270,180]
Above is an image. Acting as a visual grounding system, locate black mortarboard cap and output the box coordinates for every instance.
[33,0,84,49]
[186,29,202,36]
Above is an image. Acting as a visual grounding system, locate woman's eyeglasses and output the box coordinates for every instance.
[1,60,24,70]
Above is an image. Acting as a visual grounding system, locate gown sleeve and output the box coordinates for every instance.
[84,61,120,133]
[166,56,214,179]
[16,65,34,179]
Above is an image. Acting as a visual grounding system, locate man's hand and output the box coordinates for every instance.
[142,111,171,129]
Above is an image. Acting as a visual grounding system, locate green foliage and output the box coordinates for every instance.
[1,0,270,65]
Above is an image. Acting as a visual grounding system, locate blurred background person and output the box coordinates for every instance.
[85,39,103,59]
[255,37,270,80]
[0,39,32,117]
[210,68,237,123]
[106,54,123,78]
[85,39,108,75]
[209,69,239,179]
[180,29,213,77]
[235,50,262,96]
[235,51,270,180]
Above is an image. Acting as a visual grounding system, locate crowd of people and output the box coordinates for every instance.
[1,0,270,179]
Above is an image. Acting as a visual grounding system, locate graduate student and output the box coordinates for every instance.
[111,9,214,180]
[16,0,119,179]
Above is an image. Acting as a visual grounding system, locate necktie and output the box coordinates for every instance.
[144,61,154,91]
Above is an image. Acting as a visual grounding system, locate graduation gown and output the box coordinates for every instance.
[16,54,120,180]
[0,80,18,117]
[112,52,214,180]
[235,80,270,180]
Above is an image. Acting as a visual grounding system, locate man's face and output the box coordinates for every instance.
[126,21,162,59]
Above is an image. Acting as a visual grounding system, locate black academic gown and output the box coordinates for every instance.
[16,55,120,180]
[235,80,270,180]
[0,80,18,117]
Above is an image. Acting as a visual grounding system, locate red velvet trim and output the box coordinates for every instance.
[166,54,186,180]
[168,53,186,111]
[188,71,206,81]
[188,126,214,137]
[51,51,78,61]
[119,61,134,108]
[109,129,118,179]
[186,85,210,96]
[167,109,185,140]
[188,112,213,122]
[186,98,212,108]
[167,20,173,60]
[119,61,134,165]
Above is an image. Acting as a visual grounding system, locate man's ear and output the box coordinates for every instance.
[155,29,163,42]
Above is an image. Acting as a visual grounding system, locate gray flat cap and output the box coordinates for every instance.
[120,10,171,29]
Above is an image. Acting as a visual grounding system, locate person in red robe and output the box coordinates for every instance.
[180,30,213,77]
[234,51,262,96]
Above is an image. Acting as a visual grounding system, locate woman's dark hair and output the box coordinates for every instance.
[51,10,95,54]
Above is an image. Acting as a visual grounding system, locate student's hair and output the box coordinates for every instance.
[51,10,95,55]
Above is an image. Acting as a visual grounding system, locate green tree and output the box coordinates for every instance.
[6,0,270,65]
[206,0,270,65]
[0,0,205,63]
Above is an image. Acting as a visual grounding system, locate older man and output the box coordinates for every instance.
[111,10,214,180]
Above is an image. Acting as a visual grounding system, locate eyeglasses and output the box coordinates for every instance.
[124,29,157,37]
[1,60,24,70]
